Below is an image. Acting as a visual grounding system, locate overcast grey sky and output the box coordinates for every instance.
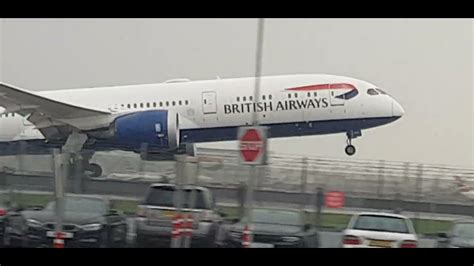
[0,19,472,167]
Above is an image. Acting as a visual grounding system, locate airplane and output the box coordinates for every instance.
[0,74,405,177]
[453,176,474,200]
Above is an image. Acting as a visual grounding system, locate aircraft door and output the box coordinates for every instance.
[202,91,217,114]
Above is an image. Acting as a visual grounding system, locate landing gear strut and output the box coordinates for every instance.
[345,130,361,156]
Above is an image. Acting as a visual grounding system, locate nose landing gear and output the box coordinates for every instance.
[345,130,361,156]
[345,140,356,156]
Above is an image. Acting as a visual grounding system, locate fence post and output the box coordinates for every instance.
[17,141,27,174]
[183,157,199,248]
[53,148,66,248]
[377,160,385,199]
[139,143,148,179]
[237,182,246,219]
[315,187,324,231]
[414,164,423,234]
[72,152,84,194]
[172,154,186,248]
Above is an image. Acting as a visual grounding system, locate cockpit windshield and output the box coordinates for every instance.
[376,88,388,95]
[367,88,379,95]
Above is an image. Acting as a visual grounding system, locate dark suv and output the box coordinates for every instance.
[3,195,127,248]
[135,183,222,248]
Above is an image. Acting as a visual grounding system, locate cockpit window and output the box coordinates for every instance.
[367,89,379,95]
[336,89,359,100]
[376,88,387,95]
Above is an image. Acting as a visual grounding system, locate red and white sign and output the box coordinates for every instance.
[238,126,268,165]
[325,191,345,208]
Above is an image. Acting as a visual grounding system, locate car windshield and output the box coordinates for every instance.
[144,186,209,209]
[248,209,301,226]
[452,223,474,238]
[352,215,410,234]
[45,197,106,214]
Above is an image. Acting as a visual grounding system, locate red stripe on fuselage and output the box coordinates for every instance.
[286,83,357,91]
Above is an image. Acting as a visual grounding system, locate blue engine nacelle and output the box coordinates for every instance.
[112,110,180,150]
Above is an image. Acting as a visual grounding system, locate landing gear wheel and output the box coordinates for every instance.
[85,163,103,178]
[345,145,356,156]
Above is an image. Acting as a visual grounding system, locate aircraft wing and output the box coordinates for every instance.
[0,82,111,118]
[0,82,113,137]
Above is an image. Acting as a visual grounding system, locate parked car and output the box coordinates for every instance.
[218,207,319,248]
[341,212,418,248]
[135,183,223,248]
[3,194,127,248]
[0,193,10,247]
[436,219,474,248]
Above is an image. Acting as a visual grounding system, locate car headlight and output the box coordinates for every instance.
[229,231,242,240]
[281,236,300,242]
[81,223,103,231]
[26,219,43,228]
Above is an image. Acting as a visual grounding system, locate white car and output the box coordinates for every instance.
[341,212,418,248]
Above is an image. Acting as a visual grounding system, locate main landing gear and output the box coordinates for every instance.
[82,152,103,178]
[63,131,103,178]
[68,150,103,178]
[345,130,361,156]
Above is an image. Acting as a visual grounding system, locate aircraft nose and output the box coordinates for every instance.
[392,99,405,117]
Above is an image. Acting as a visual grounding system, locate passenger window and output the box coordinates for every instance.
[127,104,131,109]
[153,102,156,107]
[294,93,298,98]
[243,96,246,102]
[367,89,379,95]
[160,102,163,107]
[185,100,189,105]
[262,95,266,100]
[166,102,169,107]
[134,104,137,108]
[269,95,272,100]
[172,101,176,106]
[179,100,182,106]
[237,97,240,102]
[314,92,317,97]
[288,94,291,99]
[307,92,311,97]
[140,103,144,108]
[146,103,150,108]
[249,96,253,101]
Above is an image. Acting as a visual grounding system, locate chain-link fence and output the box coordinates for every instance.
[0,142,473,247]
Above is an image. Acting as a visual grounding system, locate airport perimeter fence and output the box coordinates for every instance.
[0,142,473,221]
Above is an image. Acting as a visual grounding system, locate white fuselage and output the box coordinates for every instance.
[0,74,404,149]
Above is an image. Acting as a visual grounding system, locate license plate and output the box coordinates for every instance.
[369,240,392,248]
[250,242,274,248]
[46,231,74,239]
